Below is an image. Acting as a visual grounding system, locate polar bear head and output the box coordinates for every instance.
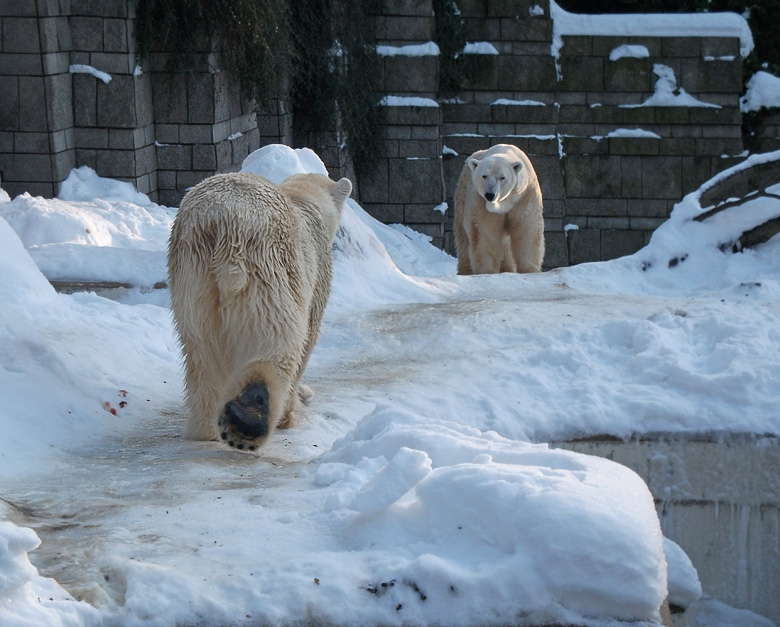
[279,173,352,238]
[467,150,531,214]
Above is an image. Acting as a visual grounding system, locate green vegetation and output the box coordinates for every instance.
[433,0,467,98]
[135,0,293,106]
[135,0,383,178]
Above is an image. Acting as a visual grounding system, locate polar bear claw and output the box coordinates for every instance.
[218,384,270,450]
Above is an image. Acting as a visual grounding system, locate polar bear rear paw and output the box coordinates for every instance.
[218,384,270,451]
[298,383,314,404]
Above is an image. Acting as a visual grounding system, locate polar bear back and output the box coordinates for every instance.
[169,172,314,371]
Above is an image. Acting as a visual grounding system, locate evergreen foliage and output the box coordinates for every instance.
[291,0,384,178]
[135,0,383,178]
[433,0,468,98]
[135,0,293,106]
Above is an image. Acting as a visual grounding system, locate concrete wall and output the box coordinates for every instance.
[554,435,780,625]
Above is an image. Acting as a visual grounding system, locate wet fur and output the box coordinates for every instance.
[168,171,350,450]
[454,144,544,275]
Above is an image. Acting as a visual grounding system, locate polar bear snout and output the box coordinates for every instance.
[218,384,270,450]
[484,190,496,202]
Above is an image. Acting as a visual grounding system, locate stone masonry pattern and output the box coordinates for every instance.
[1,0,773,267]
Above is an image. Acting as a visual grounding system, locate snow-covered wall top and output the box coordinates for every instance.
[549,0,754,59]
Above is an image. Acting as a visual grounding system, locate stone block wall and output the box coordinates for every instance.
[551,31,745,265]
[362,102,446,241]
[360,0,752,265]
[0,0,75,198]
[0,0,258,204]
[0,0,762,266]
[148,62,259,206]
[68,1,158,197]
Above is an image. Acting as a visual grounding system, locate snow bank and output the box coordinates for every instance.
[0,216,178,474]
[663,537,702,608]
[317,405,668,624]
[0,167,174,286]
[561,150,780,297]
[0,522,99,626]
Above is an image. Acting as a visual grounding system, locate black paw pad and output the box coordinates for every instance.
[219,384,270,444]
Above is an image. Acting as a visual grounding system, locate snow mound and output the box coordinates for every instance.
[241,143,452,310]
[0,521,100,626]
[663,537,702,608]
[0,168,174,286]
[317,405,668,624]
[560,150,780,297]
[741,71,780,113]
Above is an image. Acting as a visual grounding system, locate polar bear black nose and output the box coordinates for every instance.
[484,191,496,202]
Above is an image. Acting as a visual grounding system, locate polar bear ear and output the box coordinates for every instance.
[467,158,481,173]
[331,178,353,208]
[512,162,524,173]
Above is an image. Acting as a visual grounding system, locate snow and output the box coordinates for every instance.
[0,520,100,626]
[492,98,546,106]
[377,42,439,57]
[0,167,174,287]
[740,71,780,113]
[1,143,779,626]
[379,95,439,108]
[550,0,753,59]
[622,64,720,109]
[603,129,661,139]
[609,45,650,61]
[68,64,112,84]
[463,42,498,55]
[662,537,701,608]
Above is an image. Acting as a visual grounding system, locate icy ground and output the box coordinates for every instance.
[1,145,779,626]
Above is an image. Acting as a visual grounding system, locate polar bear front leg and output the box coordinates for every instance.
[468,224,505,274]
[508,217,544,273]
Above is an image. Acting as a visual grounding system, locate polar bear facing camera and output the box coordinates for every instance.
[454,144,544,274]
[168,171,352,451]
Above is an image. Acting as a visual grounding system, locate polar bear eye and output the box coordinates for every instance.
[500,176,506,181]
[482,175,487,179]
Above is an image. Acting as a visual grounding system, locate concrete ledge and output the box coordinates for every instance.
[553,433,780,624]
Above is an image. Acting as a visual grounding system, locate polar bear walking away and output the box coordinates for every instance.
[168,171,352,451]
[454,144,544,274]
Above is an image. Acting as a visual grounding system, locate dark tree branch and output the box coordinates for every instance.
[726,216,780,253]
[695,186,780,222]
